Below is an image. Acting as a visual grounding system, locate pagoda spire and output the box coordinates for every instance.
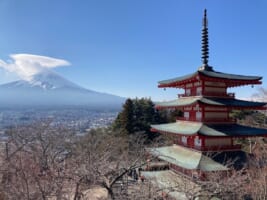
[199,9,213,71]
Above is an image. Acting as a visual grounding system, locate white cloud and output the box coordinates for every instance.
[0,54,70,80]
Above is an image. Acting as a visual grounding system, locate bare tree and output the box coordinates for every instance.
[253,87,267,102]
[244,138,267,200]
[66,130,152,200]
[0,122,159,200]
[0,121,75,200]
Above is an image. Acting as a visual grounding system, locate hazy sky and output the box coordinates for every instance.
[0,0,266,101]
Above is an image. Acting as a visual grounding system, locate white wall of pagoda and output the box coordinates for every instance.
[182,104,231,122]
[182,80,233,97]
[174,135,239,151]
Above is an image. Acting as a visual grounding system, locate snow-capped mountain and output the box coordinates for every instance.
[0,71,125,108]
[1,70,86,91]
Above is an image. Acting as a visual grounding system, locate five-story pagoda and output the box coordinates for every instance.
[147,9,267,180]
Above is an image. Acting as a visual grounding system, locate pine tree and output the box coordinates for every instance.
[114,98,134,134]
[113,98,177,137]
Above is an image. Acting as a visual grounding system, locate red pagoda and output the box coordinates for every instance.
[146,9,267,181]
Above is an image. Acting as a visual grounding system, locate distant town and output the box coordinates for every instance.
[0,107,119,136]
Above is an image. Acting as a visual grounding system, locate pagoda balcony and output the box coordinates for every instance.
[176,117,236,123]
[202,92,235,98]
[177,116,187,121]
[178,92,235,98]
[227,93,235,98]
[178,94,187,98]
[203,118,237,123]
[176,117,203,122]
[178,93,201,97]
[174,141,242,152]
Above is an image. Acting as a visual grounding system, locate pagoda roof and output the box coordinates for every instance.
[155,96,267,109]
[147,145,228,171]
[151,121,267,137]
[158,69,262,88]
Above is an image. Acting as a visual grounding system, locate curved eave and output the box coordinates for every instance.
[199,71,262,87]
[201,124,267,137]
[155,97,200,109]
[147,145,228,171]
[158,72,198,88]
[155,97,267,110]
[150,127,198,136]
[157,70,262,88]
[198,102,267,110]
[151,121,267,137]
[151,121,201,136]
[200,70,262,81]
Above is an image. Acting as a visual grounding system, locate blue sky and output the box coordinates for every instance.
[0,0,266,101]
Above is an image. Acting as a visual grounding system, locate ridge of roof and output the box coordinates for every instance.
[155,96,267,108]
[151,121,202,135]
[147,145,228,171]
[158,71,197,85]
[151,121,267,137]
[199,70,262,81]
[158,69,262,87]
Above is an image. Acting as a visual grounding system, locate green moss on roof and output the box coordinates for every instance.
[158,72,197,85]
[151,121,202,135]
[158,69,262,86]
[151,121,267,136]
[202,124,267,136]
[155,97,266,108]
[201,97,266,107]
[155,97,200,108]
[200,70,262,80]
[148,145,228,171]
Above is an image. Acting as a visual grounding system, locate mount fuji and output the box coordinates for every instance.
[0,71,125,109]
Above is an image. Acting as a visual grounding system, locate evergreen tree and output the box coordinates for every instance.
[113,98,134,134]
[113,98,172,137]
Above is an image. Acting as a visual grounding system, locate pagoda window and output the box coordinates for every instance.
[181,136,187,144]
[184,112,190,120]
[196,87,202,95]
[185,88,191,96]
[194,81,201,86]
[194,136,202,147]
[196,111,202,121]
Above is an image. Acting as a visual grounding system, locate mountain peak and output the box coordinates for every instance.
[0,71,125,108]
[27,70,84,90]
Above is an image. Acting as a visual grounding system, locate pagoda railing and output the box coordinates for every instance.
[202,92,235,98]
[174,141,242,151]
[176,117,202,122]
[178,92,235,98]
[203,118,237,123]
[227,92,235,98]
[177,117,187,121]
[197,144,242,151]
[178,94,186,98]
[178,93,202,97]
[176,117,236,123]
